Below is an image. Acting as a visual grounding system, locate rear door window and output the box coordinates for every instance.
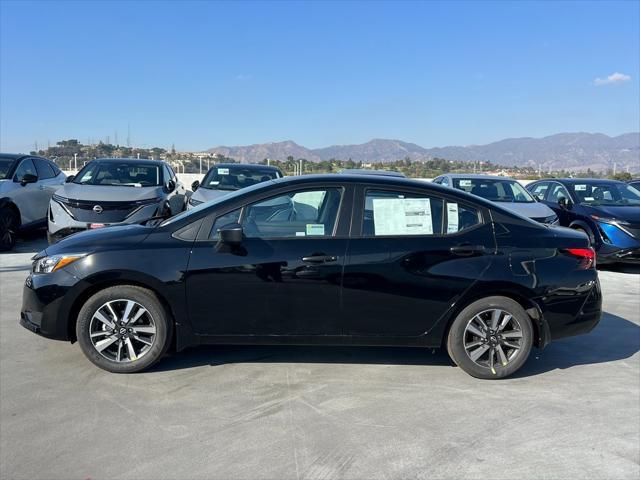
[363,190,444,236]
[13,158,37,182]
[529,182,550,201]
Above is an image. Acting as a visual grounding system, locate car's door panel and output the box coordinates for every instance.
[341,186,495,337]
[185,184,353,336]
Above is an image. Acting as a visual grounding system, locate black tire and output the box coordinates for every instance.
[447,296,533,379]
[76,285,173,373]
[0,206,19,252]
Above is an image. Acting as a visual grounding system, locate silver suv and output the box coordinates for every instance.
[48,158,186,243]
[0,154,66,251]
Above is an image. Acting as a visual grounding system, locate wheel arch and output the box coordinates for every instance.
[0,197,21,227]
[568,219,596,242]
[64,271,179,346]
[432,284,549,350]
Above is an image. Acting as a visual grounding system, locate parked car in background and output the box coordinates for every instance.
[0,153,66,251]
[339,169,406,177]
[628,179,640,190]
[22,174,601,379]
[527,178,640,264]
[433,174,558,224]
[188,163,283,209]
[48,158,186,244]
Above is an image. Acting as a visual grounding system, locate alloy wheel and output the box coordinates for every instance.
[89,299,156,363]
[463,308,524,373]
[0,209,17,250]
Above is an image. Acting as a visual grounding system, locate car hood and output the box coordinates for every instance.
[580,205,640,224]
[191,187,234,203]
[57,183,163,202]
[40,224,153,258]
[494,201,555,219]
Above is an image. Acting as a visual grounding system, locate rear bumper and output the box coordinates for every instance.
[541,278,602,343]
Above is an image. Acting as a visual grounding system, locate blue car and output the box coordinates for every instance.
[526,178,640,264]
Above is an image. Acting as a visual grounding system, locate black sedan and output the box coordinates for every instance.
[20,174,601,379]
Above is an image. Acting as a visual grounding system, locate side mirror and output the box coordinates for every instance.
[218,223,243,246]
[65,175,75,183]
[19,173,38,186]
[165,179,176,193]
[558,197,572,210]
[191,180,200,191]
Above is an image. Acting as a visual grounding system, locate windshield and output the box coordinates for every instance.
[73,161,161,186]
[570,182,640,206]
[0,157,16,179]
[200,166,280,191]
[453,178,534,203]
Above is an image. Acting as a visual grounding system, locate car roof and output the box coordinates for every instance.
[339,169,405,177]
[91,157,166,165]
[444,173,515,180]
[543,178,626,185]
[0,153,49,160]
[212,163,281,170]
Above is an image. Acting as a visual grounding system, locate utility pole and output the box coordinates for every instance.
[74,153,78,171]
[199,156,202,174]
[115,131,118,146]
[127,124,131,147]
[299,159,303,175]
[613,162,617,176]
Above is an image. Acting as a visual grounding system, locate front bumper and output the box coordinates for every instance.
[597,247,640,264]
[48,200,161,241]
[20,269,80,341]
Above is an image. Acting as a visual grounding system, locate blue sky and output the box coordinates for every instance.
[1,0,638,152]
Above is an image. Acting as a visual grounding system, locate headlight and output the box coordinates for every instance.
[591,215,630,226]
[33,253,87,273]
[189,197,203,207]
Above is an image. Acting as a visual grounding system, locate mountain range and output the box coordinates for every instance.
[207,132,640,172]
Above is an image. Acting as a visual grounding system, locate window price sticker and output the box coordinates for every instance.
[217,168,229,175]
[373,198,433,235]
[447,203,459,233]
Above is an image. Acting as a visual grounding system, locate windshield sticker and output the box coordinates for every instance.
[574,184,587,191]
[217,168,229,175]
[584,196,595,201]
[211,180,220,185]
[295,231,306,237]
[306,224,325,236]
[373,198,433,235]
[447,203,459,233]
[459,180,472,187]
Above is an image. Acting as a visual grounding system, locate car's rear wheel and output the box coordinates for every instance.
[76,285,172,373]
[0,206,19,252]
[447,296,533,379]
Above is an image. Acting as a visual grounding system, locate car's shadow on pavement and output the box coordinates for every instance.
[151,311,639,378]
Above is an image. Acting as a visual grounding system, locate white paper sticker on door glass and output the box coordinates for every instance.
[372,198,433,235]
[447,203,459,233]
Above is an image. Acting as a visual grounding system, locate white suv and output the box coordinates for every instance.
[0,154,66,251]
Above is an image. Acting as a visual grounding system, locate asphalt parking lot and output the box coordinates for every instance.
[1,232,639,480]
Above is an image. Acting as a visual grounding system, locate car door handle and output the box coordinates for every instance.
[302,254,338,264]
[450,244,485,256]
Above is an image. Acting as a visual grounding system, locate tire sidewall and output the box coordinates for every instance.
[76,286,172,373]
[447,296,533,379]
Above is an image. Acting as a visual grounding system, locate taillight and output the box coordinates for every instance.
[564,247,596,269]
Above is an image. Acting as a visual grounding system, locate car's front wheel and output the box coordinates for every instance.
[0,206,19,252]
[76,285,172,373]
[447,296,533,379]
